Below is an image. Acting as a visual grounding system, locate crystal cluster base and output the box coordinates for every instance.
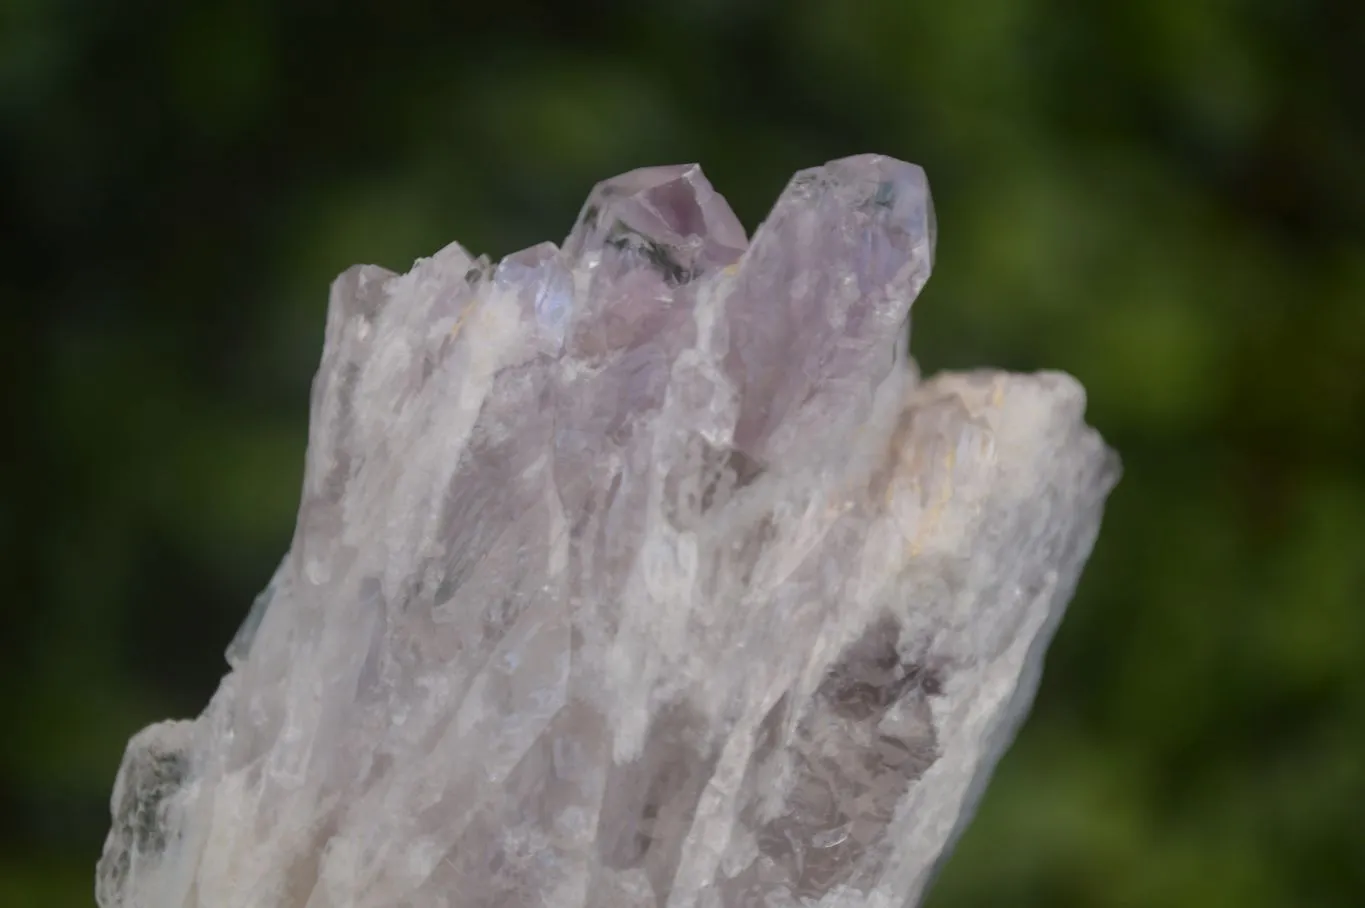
[97,156,1118,908]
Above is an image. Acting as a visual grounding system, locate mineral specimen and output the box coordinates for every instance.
[97,155,1119,908]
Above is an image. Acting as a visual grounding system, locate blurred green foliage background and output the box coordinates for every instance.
[3,0,1363,905]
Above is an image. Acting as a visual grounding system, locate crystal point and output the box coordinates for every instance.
[563,163,747,274]
[98,156,1118,908]
[727,154,936,457]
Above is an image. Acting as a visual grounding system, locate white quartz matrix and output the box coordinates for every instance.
[98,155,1119,908]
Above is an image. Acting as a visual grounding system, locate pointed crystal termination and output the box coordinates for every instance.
[725,154,935,458]
[97,156,1119,908]
[563,163,748,273]
[561,164,748,356]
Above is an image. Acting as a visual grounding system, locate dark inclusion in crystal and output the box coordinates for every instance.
[724,614,941,902]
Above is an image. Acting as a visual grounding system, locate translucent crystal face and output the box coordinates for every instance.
[97,155,1117,908]
[562,163,748,272]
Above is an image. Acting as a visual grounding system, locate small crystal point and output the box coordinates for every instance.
[97,156,1117,908]
[493,241,573,350]
[561,163,749,357]
[563,163,748,274]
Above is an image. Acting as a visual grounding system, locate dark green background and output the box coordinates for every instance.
[4,1,1362,905]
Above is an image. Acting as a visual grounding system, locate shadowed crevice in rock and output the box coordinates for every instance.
[596,703,723,905]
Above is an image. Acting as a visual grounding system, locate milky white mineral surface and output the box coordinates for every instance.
[97,155,1119,908]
